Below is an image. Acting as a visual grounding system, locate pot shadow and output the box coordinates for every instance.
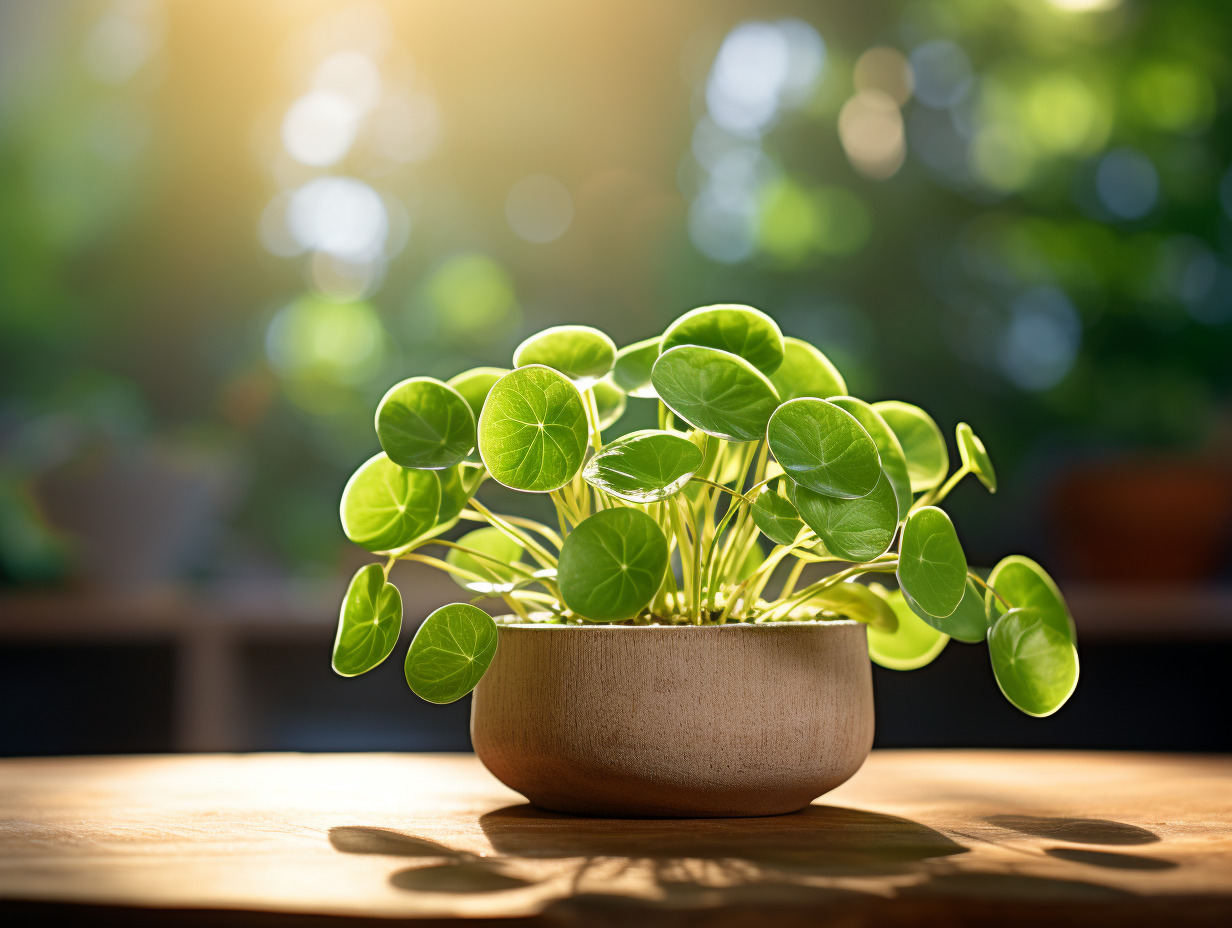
[478,802,967,880]
[983,815,1160,845]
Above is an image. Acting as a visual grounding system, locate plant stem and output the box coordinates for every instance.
[912,466,969,512]
[779,558,806,599]
[687,476,752,503]
[458,510,564,550]
[667,498,694,619]
[468,498,557,568]
[424,540,540,581]
[582,389,604,453]
[967,570,1011,609]
[760,560,899,621]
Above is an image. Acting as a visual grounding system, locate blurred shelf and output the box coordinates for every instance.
[1,576,1229,753]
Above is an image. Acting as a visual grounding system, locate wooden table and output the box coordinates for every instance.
[1,752,1229,926]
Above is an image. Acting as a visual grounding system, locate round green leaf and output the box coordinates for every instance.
[651,345,780,442]
[752,482,803,546]
[404,603,498,704]
[903,576,988,643]
[340,453,442,553]
[956,422,997,493]
[446,367,507,422]
[557,508,669,621]
[590,377,627,433]
[867,587,949,671]
[661,304,785,376]
[988,606,1079,717]
[612,336,660,399]
[767,398,881,498]
[582,430,703,503]
[446,527,524,594]
[332,564,402,677]
[513,325,616,389]
[376,377,476,470]
[478,365,589,493]
[790,470,898,562]
[829,396,912,517]
[434,464,470,528]
[803,581,898,632]
[769,337,846,401]
[897,506,968,618]
[985,555,1075,642]
[872,401,948,493]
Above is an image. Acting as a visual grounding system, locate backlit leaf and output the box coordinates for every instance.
[332,564,402,677]
[767,398,881,498]
[404,603,498,704]
[557,508,668,621]
[478,365,589,492]
[988,606,1079,717]
[769,337,846,401]
[582,430,703,503]
[872,401,948,493]
[789,470,898,561]
[651,345,780,442]
[513,325,616,389]
[340,453,441,553]
[661,304,785,376]
[376,377,475,470]
[897,506,967,618]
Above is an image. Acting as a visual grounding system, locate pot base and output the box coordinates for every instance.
[471,622,874,819]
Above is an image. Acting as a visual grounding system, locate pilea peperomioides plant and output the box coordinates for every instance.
[332,304,1079,717]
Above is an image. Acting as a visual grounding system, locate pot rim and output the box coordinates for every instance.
[492,617,864,631]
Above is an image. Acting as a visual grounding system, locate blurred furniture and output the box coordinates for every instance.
[1048,456,1232,584]
[1,751,1229,926]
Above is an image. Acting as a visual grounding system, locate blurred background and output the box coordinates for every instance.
[1,0,1229,757]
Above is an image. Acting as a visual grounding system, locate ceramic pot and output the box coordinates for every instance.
[470,621,874,818]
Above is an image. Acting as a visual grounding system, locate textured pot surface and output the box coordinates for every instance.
[470,622,874,818]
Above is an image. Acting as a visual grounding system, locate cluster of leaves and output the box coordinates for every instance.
[331,305,1079,717]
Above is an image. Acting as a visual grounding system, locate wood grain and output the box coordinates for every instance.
[0,751,1229,925]
[471,622,874,816]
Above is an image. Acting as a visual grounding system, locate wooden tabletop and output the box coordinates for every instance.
[1,751,1230,926]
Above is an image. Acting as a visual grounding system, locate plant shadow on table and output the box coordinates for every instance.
[329,807,1156,910]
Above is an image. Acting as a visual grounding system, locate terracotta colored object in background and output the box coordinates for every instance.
[471,622,874,817]
[1049,457,1232,584]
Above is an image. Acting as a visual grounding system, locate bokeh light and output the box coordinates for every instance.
[997,286,1082,391]
[286,177,389,260]
[281,91,361,167]
[265,296,388,393]
[1096,148,1159,220]
[853,47,913,106]
[839,90,906,179]
[909,40,973,109]
[418,253,521,342]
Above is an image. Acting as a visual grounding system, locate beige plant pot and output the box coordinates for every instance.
[470,621,874,818]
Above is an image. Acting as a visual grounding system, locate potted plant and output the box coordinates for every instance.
[331,305,1079,817]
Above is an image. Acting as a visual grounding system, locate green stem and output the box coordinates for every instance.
[459,510,563,551]
[687,476,752,503]
[760,560,899,622]
[424,540,540,581]
[667,498,693,619]
[968,570,1011,610]
[582,389,604,453]
[468,498,557,568]
[912,466,969,512]
[780,558,806,600]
